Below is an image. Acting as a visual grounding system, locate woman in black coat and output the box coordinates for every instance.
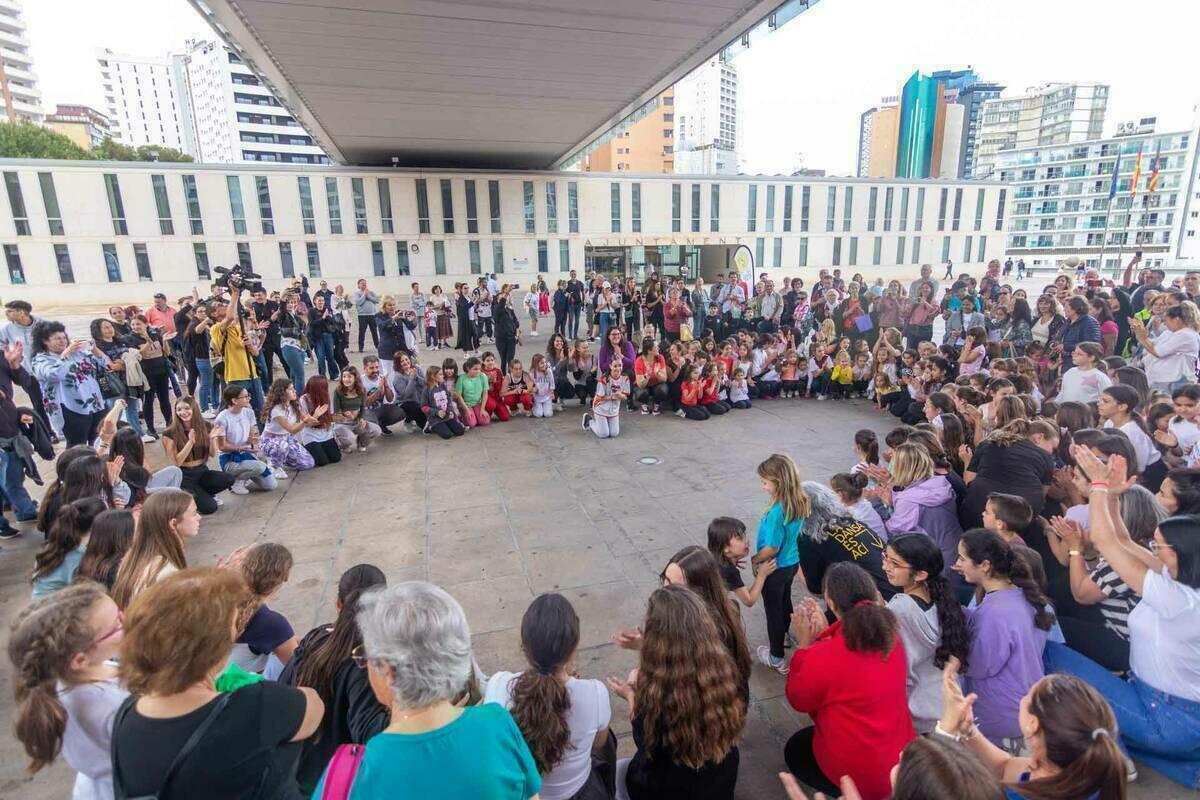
[454,284,478,353]
[493,287,520,374]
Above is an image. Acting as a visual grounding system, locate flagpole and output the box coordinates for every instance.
[1099,210,1112,277]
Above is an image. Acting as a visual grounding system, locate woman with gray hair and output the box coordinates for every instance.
[796,481,895,601]
[314,581,542,799]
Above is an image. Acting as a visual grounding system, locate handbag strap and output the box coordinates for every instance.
[319,743,367,800]
[112,692,233,800]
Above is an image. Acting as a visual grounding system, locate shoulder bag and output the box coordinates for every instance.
[112,692,233,800]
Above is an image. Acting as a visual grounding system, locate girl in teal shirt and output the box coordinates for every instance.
[751,454,808,674]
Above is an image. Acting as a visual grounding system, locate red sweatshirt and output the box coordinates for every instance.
[785,620,915,800]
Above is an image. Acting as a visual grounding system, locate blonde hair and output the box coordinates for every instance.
[889,443,936,489]
[756,454,810,523]
[818,319,836,340]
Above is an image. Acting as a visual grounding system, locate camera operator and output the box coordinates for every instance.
[210,283,264,417]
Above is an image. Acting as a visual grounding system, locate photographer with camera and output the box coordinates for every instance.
[209,266,264,418]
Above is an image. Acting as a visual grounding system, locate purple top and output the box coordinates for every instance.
[599,340,636,375]
[963,587,1047,742]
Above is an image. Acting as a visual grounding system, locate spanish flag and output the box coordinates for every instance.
[1129,144,1143,198]
[1148,141,1162,193]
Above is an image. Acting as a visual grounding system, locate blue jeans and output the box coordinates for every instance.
[1045,641,1200,787]
[598,312,615,342]
[281,346,306,394]
[107,396,144,437]
[313,334,337,379]
[194,359,216,412]
[0,448,36,520]
[568,304,582,339]
[230,379,265,420]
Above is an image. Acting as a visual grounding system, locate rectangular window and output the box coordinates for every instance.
[978,236,987,263]
[378,178,394,234]
[133,243,153,282]
[396,242,410,275]
[868,187,878,232]
[941,235,951,262]
[278,242,294,278]
[832,237,842,266]
[469,240,481,274]
[747,184,757,231]
[182,175,202,235]
[3,244,24,284]
[152,174,174,235]
[755,237,765,267]
[489,180,502,233]
[883,187,894,232]
[415,179,429,234]
[298,177,316,235]
[690,184,700,232]
[782,185,793,232]
[848,236,858,266]
[4,173,28,235]
[801,186,811,233]
[463,180,477,234]
[963,235,973,263]
[39,173,64,235]
[995,189,1007,231]
[106,174,129,235]
[610,183,621,233]
[438,179,453,234]
[899,187,909,232]
[559,240,570,271]
[974,188,985,232]
[352,178,368,234]
[305,242,322,277]
[225,176,246,235]
[671,183,681,232]
[896,236,906,264]
[371,241,385,276]
[54,243,74,283]
[192,243,210,280]
[937,187,948,231]
[102,243,122,282]
[545,183,558,234]
[872,236,882,265]
[710,184,720,231]
[912,236,921,264]
[537,239,548,272]
[843,187,854,232]
[915,187,925,231]
[826,186,836,232]
[567,182,579,233]
[255,176,274,235]
[765,185,776,232]
[631,183,641,233]
[492,240,504,273]
[237,242,252,268]
[434,241,446,274]
[773,237,782,267]
[952,188,963,231]
[523,181,535,233]
[798,237,808,267]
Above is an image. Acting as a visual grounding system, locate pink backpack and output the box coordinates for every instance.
[319,743,365,800]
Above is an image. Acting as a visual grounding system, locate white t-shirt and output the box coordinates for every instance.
[1128,566,1200,702]
[299,397,334,443]
[1144,327,1200,385]
[483,671,611,800]
[1102,419,1161,472]
[215,406,257,448]
[1057,367,1112,405]
[361,371,395,409]
[1170,417,1200,467]
[59,675,128,800]
[265,403,300,437]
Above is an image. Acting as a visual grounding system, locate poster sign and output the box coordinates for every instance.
[733,244,755,297]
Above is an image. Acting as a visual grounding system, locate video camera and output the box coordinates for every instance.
[212,263,264,294]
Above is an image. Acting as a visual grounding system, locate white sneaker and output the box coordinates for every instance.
[229,480,249,495]
[202,409,217,420]
[755,645,789,675]
[271,467,288,479]
[357,446,368,452]
[141,433,158,443]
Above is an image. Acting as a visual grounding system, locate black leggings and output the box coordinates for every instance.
[399,401,426,428]
[497,336,518,374]
[784,726,840,796]
[704,401,730,415]
[636,383,669,408]
[179,464,236,515]
[61,407,105,447]
[681,404,710,420]
[142,372,172,433]
[429,417,466,439]
[305,438,343,467]
[763,564,798,660]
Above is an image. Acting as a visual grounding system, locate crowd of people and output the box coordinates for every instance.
[5,255,1200,800]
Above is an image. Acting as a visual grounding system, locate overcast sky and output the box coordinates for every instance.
[26,0,1199,175]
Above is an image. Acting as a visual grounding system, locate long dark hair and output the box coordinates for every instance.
[58,455,115,511]
[1159,514,1200,587]
[823,562,898,655]
[74,509,135,589]
[509,594,579,774]
[293,564,386,712]
[960,529,1055,630]
[33,497,106,580]
[887,534,969,669]
[665,546,752,687]
[36,446,95,534]
[854,429,879,465]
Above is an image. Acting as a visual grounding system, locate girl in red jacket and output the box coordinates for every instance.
[479,351,509,422]
[784,561,915,800]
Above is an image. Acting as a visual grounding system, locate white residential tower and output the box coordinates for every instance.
[0,0,43,124]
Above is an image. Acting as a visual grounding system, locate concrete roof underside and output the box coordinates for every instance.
[194,0,788,169]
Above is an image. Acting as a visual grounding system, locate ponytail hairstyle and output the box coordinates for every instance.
[1103,384,1148,435]
[830,471,869,504]
[32,497,106,581]
[74,509,135,589]
[8,581,110,772]
[937,413,966,474]
[757,453,810,523]
[35,446,95,535]
[509,594,580,774]
[1008,675,1125,800]
[886,534,969,669]
[891,737,1006,800]
[960,529,1055,631]
[823,562,898,656]
[854,429,880,465]
[664,546,752,687]
[294,564,387,715]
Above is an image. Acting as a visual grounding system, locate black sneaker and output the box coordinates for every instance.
[380,426,394,436]
[0,522,20,540]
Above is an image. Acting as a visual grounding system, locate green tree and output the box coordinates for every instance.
[0,122,90,160]
[93,138,193,163]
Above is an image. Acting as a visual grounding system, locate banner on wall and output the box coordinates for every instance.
[733,244,755,297]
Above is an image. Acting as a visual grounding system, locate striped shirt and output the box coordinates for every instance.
[1089,558,1140,639]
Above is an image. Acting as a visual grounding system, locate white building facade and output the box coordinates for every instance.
[96,50,195,154]
[0,160,1011,304]
[998,113,1200,272]
[975,83,1109,179]
[0,0,42,124]
[672,56,739,176]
